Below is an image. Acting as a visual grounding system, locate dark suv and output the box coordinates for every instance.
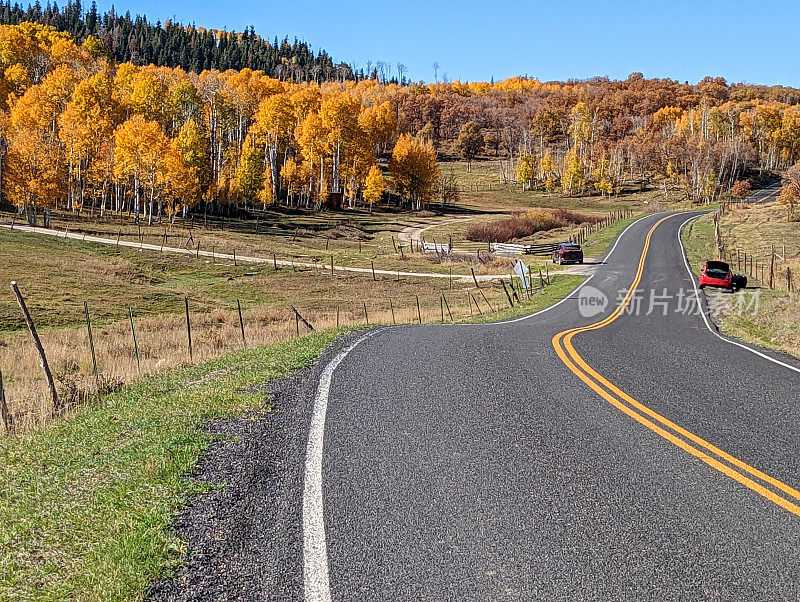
[552,243,584,265]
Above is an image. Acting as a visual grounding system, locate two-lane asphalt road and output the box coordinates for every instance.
[317,209,800,600]
[155,188,800,601]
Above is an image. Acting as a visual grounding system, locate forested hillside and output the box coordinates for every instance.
[1,22,800,228]
[0,0,357,80]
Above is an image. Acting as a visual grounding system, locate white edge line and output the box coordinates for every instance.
[303,330,377,602]
[678,214,800,375]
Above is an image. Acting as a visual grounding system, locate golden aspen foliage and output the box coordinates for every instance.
[363,164,385,210]
[516,153,535,190]
[113,115,171,223]
[389,133,439,209]
[234,136,265,202]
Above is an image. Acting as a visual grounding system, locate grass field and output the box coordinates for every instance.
[0,223,578,432]
[681,206,800,359]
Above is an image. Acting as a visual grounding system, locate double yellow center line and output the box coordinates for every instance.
[552,215,800,516]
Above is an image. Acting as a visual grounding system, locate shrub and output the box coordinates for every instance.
[465,208,601,242]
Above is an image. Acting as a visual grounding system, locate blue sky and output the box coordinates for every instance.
[97,0,799,86]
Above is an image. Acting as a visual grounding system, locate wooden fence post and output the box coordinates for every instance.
[363,302,369,326]
[371,261,376,281]
[389,298,396,324]
[479,289,495,312]
[0,369,13,434]
[471,293,483,316]
[184,297,193,362]
[416,295,422,324]
[501,280,514,307]
[237,300,246,348]
[769,246,775,289]
[84,301,100,391]
[442,293,453,321]
[273,253,278,270]
[129,307,140,373]
[290,305,315,331]
[11,282,59,411]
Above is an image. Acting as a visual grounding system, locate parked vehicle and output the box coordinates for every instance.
[732,272,748,290]
[552,242,584,264]
[699,260,737,291]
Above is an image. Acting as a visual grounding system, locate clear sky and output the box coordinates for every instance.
[97,0,799,87]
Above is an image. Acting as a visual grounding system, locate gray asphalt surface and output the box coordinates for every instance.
[154,187,800,600]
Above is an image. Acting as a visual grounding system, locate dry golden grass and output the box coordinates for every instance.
[0,272,522,433]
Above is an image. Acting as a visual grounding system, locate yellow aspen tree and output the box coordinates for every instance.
[234,136,265,204]
[251,92,295,204]
[113,115,170,224]
[297,111,329,203]
[562,148,583,196]
[363,164,384,211]
[5,127,62,225]
[516,153,535,190]
[389,133,439,210]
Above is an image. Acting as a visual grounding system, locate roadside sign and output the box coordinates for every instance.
[514,260,531,290]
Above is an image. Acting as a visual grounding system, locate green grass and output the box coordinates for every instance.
[0,330,342,601]
[680,214,716,275]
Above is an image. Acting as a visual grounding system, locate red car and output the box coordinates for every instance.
[552,242,584,265]
[699,260,734,291]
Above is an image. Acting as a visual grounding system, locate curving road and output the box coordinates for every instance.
[156,187,800,601]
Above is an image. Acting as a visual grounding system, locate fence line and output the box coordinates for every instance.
[1,269,562,435]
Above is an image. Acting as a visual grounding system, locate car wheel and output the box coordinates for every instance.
[699,284,706,289]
